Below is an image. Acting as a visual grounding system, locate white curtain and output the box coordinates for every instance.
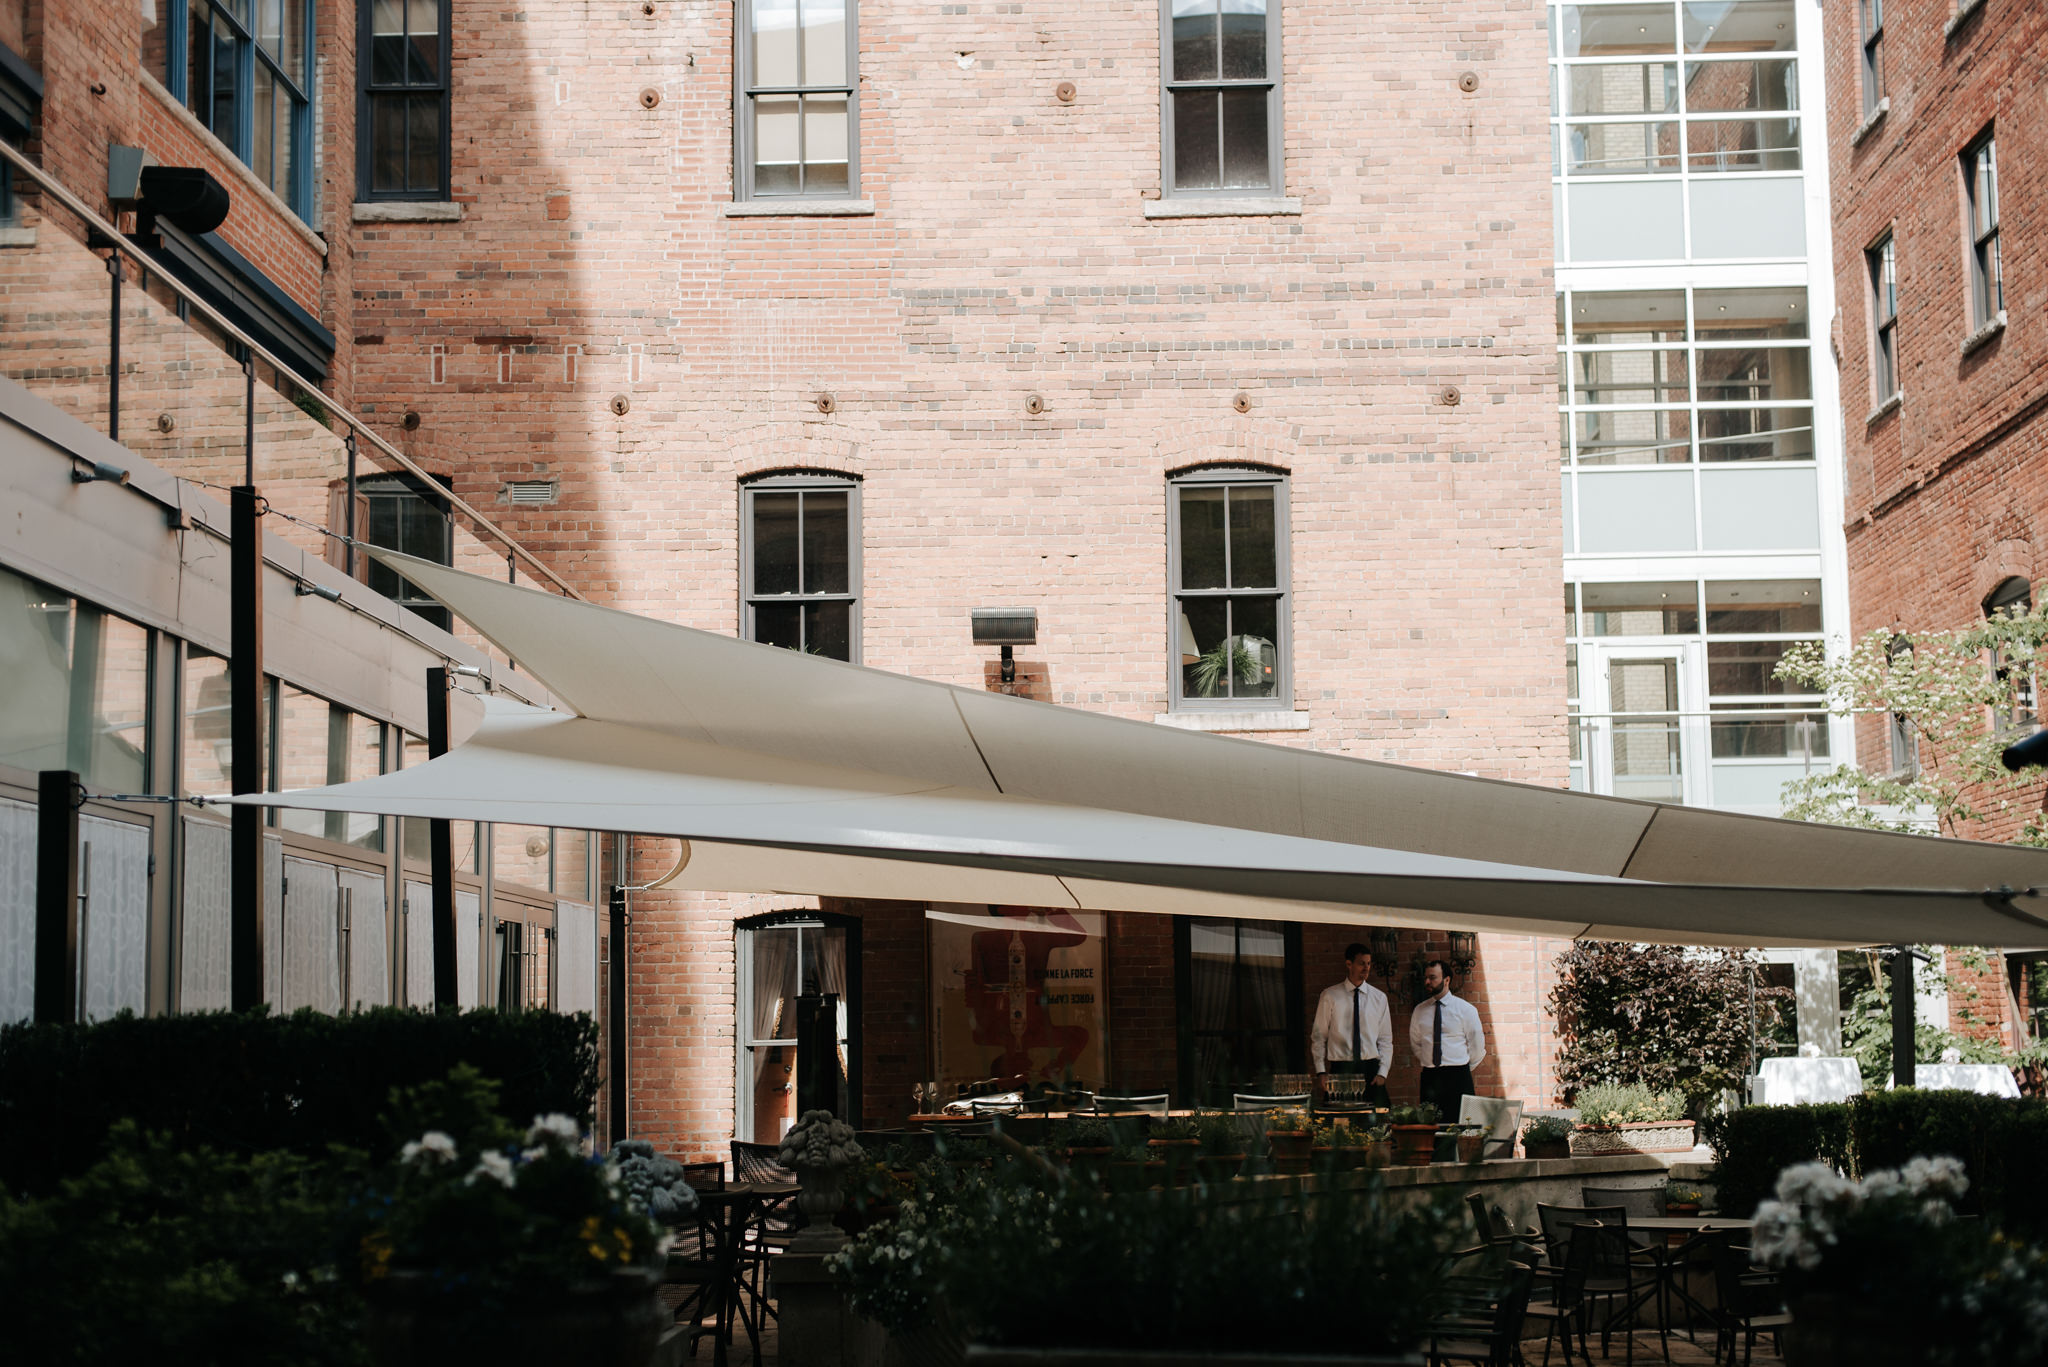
[554,899,598,1015]
[281,856,341,1014]
[179,817,231,1011]
[339,867,388,1008]
[815,926,850,1076]
[751,927,796,1042]
[456,890,482,1008]
[0,797,35,1023]
[80,815,150,1020]
[402,880,435,1007]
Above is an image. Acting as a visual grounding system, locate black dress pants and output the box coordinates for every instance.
[1418,1064,1475,1123]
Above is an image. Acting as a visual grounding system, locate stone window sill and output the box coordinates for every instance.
[1144,197,1303,219]
[1154,709,1312,733]
[1867,390,1904,425]
[721,199,876,217]
[353,201,463,224]
[0,225,34,248]
[1960,310,2006,357]
[1850,98,1889,148]
[1944,0,1985,38]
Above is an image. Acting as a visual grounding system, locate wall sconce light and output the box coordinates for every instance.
[970,607,1037,685]
[71,459,131,485]
[1369,926,1400,979]
[1447,930,1478,976]
[294,580,344,603]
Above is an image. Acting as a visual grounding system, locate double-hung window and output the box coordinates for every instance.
[1170,468,1289,708]
[158,1,314,216]
[1963,132,2002,328]
[358,0,451,201]
[741,475,860,661]
[1867,233,1898,402]
[736,0,856,199]
[360,474,453,631]
[1160,0,1281,197]
[1858,0,1884,119]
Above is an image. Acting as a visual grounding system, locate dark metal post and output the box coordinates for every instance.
[106,253,121,442]
[342,431,358,577]
[34,770,81,1024]
[1890,946,1917,1088]
[229,481,266,1010]
[609,881,629,1143]
[426,666,458,1007]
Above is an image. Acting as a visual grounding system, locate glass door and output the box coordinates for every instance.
[735,919,849,1142]
[492,897,554,1011]
[1586,643,1706,806]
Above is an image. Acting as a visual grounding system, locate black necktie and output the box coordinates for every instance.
[1352,987,1363,1060]
[1433,999,1444,1068]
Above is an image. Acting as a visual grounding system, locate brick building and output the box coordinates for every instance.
[1823,0,2048,1043]
[1,0,1683,1159]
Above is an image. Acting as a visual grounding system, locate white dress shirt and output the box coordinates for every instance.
[1310,977,1393,1072]
[1410,990,1486,1070]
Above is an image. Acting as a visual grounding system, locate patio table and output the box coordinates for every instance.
[682,1182,800,1367]
[1623,1217,1757,1341]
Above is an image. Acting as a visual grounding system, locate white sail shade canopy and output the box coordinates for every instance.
[221,552,2048,950]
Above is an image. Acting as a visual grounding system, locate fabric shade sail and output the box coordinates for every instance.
[221,552,2048,950]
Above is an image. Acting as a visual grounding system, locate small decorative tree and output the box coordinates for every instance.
[1549,941,1788,1115]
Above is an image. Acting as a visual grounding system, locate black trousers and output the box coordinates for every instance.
[1418,1064,1475,1123]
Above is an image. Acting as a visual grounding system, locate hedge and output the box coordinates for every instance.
[0,1006,600,1196]
[1704,1089,2048,1239]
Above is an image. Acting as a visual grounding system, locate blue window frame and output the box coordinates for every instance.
[159,0,315,218]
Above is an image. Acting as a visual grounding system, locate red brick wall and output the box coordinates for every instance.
[1105,910,1177,1095]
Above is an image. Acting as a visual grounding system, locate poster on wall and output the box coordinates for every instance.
[928,904,1108,1095]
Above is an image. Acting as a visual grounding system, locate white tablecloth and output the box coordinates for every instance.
[1891,1063,2022,1098]
[1756,1056,1864,1106]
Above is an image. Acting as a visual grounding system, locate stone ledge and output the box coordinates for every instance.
[0,225,33,248]
[1144,196,1303,219]
[1866,390,1904,425]
[352,200,463,224]
[1153,710,1312,732]
[1849,97,1889,148]
[721,198,876,217]
[1960,309,2006,357]
[1945,0,1985,38]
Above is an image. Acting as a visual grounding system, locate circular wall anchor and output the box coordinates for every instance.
[1438,385,1463,407]
[1458,71,1481,93]
[816,392,836,414]
[1232,392,1252,414]
[642,1,655,13]
[1055,82,1076,104]
[156,412,177,434]
[1024,393,1045,415]
[609,394,631,416]
[402,410,422,431]
[639,87,662,109]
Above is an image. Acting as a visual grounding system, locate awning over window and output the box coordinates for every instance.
[222,552,2048,950]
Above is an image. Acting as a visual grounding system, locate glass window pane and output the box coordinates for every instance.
[554,829,590,902]
[1227,485,1277,588]
[754,95,802,194]
[251,64,275,186]
[1584,581,1700,634]
[334,712,383,850]
[1695,347,1810,404]
[1220,0,1267,79]
[1683,0,1796,53]
[1179,597,1229,697]
[371,95,406,193]
[274,84,299,200]
[1172,89,1221,189]
[1610,657,1679,712]
[257,0,282,55]
[212,17,238,141]
[1684,57,1797,111]
[1572,349,1689,405]
[1570,290,1687,345]
[804,0,847,86]
[180,649,237,796]
[1696,406,1813,462]
[273,685,330,837]
[803,94,850,194]
[1685,117,1800,172]
[1711,707,1827,758]
[407,0,439,83]
[1567,121,1680,175]
[1694,287,1807,339]
[1707,639,1797,695]
[0,569,74,780]
[1219,87,1270,189]
[281,0,307,79]
[801,491,849,594]
[1172,0,1218,82]
[753,0,800,87]
[188,1,213,114]
[406,94,440,193]
[752,490,800,595]
[1705,579,1821,633]
[495,824,553,893]
[371,0,405,84]
[1561,3,1679,57]
[80,612,151,796]
[1565,583,1578,638]
[804,601,853,661]
[750,926,802,1039]
[1178,485,1226,589]
[1189,596,1278,699]
[754,603,801,651]
[1573,408,1692,464]
[1567,62,1678,115]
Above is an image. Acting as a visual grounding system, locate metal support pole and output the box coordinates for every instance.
[34,770,81,1024]
[343,431,358,577]
[609,879,629,1143]
[1890,945,1917,1088]
[426,666,459,1007]
[106,253,121,442]
[229,482,266,1011]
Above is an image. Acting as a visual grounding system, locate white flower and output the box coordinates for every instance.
[401,1131,459,1166]
[526,1113,582,1150]
[467,1151,517,1189]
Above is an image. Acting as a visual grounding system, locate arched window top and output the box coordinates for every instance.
[1986,576,2032,619]
[1167,460,1290,483]
[740,467,862,487]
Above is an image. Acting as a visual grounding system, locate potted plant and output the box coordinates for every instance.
[1311,1119,1370,1171]
[1265,1108,1314,1176]
[1147,1116,1199,1188]
[1059,1117,1115,1184]
[1664,1183,1702,1217]
[1521,1114,1572,1160]
[1106,1137,1163,1191]
[1388,1104,1439,1167]
[1363,1123,1395,1169]
[1453,1123,1486,1164]
[356,1070,668,1367]
[1193,1111,1247,1183]
[1566,1084,1695,1155]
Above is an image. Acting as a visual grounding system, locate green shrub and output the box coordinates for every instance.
[1573,1082,1685,1126]
[0,1007,600,1196]
[1699,1102,1853,1218]
[1522,1114,1573,1143]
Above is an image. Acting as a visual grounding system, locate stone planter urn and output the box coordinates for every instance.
[1567,1120,1696,1156]
[777,1108,864,1254]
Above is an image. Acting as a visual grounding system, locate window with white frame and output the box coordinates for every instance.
[1170,468,1289,708]
[1867,233,1898,401]
[1160,0,1282,197]
[1962,131,2002,329]
[736,0,856,199]
[741,474,860,662]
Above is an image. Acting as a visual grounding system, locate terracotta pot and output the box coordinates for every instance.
[1521,1137,1570,1160]
[1567,1120,1696,1156]
[366,1266,665,1367]
[1064,1146,1114,1184]
[1366,1140,1395,1169]
[1266,1129,1313,1175]
[1194,1152,1245,1183]
[1456,1133,1485,1163]
[1665,1202,1700,1217]
[1148,1139,1199,1188]
[1392,1125,1436,1167]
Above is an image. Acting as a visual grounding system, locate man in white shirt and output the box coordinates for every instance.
[1311,943,1393,1102]
[1410,959,1486,1122]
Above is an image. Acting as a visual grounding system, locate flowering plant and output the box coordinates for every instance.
[1572,1082,1686,1127]
[1753,1156,2048,1360]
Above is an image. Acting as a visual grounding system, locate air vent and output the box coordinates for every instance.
[505,480,558,506]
